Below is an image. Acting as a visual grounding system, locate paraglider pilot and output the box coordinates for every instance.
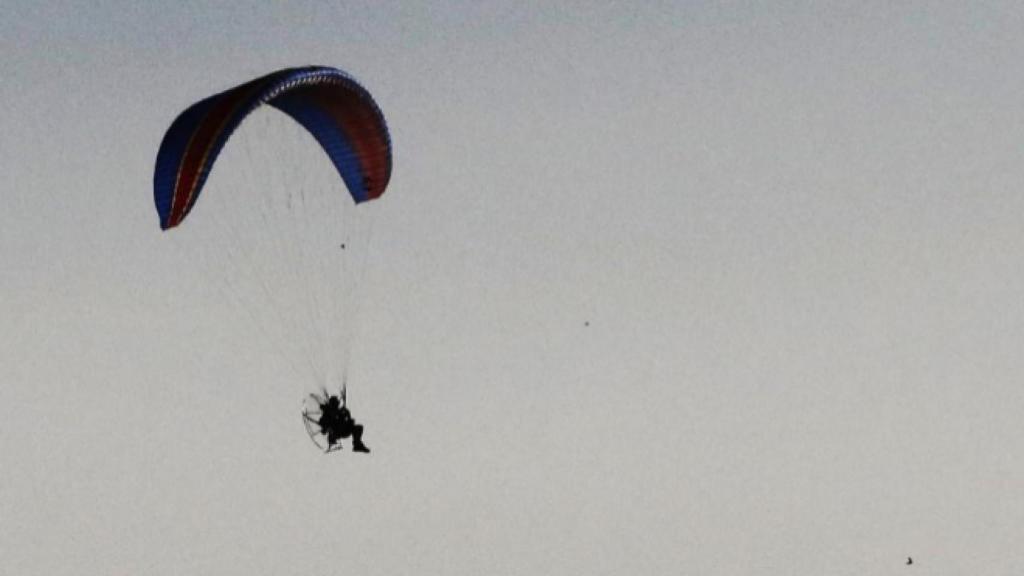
[317,392,370,453]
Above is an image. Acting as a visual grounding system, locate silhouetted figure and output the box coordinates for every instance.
[317,395,370,453]
[906,557,913,565]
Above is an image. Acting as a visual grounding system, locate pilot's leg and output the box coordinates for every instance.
[352,425,370,453]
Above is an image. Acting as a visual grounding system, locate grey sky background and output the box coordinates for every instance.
[4,2,1024,574]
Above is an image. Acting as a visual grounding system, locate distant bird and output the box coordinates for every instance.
[584,321,590,327]
[906,557,913,565]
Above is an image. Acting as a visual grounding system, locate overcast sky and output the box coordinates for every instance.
[4,2,1024,574]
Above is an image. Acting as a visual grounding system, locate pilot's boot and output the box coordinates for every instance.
[352,425,370,453]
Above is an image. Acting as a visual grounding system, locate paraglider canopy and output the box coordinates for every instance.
[154,65,392,230]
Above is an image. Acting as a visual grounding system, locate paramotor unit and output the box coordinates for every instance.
[302,389,341,453]
[302,388,370,454]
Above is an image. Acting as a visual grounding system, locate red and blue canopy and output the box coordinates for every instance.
[154,66,392,230]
